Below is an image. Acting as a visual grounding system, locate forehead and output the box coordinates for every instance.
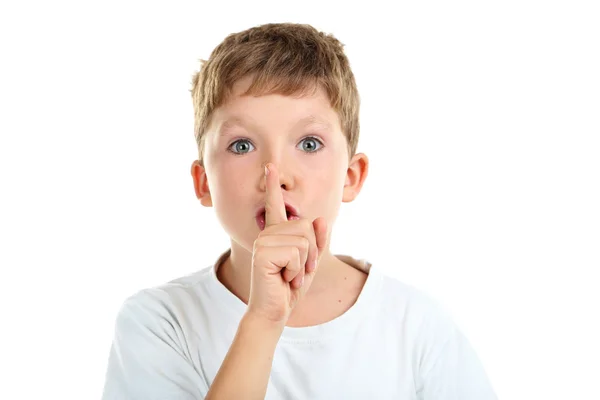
[219,114,333,133]
[209,76,341,133]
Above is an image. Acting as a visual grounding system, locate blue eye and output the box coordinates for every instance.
[228,139,255,154]
[227,136,324,155]
[298,137,324,153]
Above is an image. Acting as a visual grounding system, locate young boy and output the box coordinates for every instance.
[102,23,497,399]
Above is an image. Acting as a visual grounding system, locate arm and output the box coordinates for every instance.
[206,312,284,400]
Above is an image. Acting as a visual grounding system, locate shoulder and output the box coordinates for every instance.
[378,272,456,334]
[115,265,214,330]
[375,272,497,398]
[103,268,214,399]
[375,272,460,367]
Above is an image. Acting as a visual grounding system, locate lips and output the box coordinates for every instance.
[255,202,300,230]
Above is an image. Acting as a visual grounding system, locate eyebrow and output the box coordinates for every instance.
[218,114,332,136]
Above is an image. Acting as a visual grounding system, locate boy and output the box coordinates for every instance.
[102,23,497,399]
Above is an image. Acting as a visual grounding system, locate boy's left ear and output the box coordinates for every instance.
[342,153,369,202]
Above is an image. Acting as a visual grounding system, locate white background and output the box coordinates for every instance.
[1,0,598,399]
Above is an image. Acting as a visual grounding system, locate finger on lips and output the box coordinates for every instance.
[264,163,310,289]
[264,164,287,227]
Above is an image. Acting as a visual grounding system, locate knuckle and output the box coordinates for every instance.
[300,237,310,251]
[290,245,298,256]
[291,246,300,262]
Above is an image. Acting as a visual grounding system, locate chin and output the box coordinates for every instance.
[225,226,259,254]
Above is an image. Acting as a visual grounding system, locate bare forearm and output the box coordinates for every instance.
[206,313,284,400]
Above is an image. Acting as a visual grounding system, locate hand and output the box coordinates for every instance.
[246,163,328,327]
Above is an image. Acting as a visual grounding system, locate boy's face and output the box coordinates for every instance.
[191,76,368,252]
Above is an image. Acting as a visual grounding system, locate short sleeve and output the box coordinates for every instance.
[101,290,208,400]
[417,326,497,400]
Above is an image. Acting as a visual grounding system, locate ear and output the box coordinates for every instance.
[342,152,369,203]
[190,160,213,207]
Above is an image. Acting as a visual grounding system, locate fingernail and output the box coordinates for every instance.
[264,164,270,176]
[300,276,305,287]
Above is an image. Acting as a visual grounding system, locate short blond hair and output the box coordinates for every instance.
[190,23,360,164]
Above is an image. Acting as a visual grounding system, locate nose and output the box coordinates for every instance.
[260,161,293,191]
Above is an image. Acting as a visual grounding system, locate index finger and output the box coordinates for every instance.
[264,163,287,227]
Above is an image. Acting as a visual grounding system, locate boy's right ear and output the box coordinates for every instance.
[190,160,212,207]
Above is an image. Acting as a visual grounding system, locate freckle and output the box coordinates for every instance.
[344,277,347,280]
[338,299,342,303]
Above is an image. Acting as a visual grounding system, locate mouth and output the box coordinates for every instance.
[256,203,300,230]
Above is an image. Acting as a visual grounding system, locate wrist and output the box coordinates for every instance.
[241,311,286,337]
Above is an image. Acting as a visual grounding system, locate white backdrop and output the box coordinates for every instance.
[1,0,598,399]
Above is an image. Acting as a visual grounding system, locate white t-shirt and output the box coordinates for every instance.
[102,250,497,399]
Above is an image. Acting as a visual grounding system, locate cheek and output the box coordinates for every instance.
[312,161,346,204]
[207,161,249,205]
[316,152,347,183]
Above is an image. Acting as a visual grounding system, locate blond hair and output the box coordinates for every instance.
[190,23,360,164]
